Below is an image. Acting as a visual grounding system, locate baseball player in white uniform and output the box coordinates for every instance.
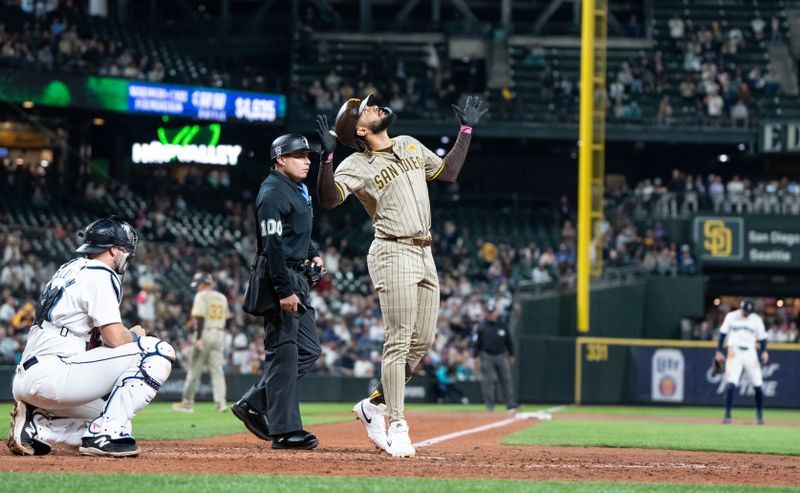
[7,216,175,457]
[315,94,486,457]
[714,299,769,424]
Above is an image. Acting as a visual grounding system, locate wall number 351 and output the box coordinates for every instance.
[585,343,609,362]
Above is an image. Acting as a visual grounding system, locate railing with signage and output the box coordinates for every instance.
[693,215,800,268]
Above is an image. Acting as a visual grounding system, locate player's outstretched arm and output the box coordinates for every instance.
[436,95,488,183]
[315,114,343,209]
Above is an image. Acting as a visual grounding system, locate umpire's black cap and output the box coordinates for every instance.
[270,133,314,161]
[75,216,139,256]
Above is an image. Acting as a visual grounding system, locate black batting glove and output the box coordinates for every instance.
[315,114,337,156]
[451,95,488,127]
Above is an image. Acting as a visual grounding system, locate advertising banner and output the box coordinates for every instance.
[0,70,285,124]
[633,346,800,407]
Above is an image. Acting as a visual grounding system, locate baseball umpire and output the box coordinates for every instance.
[473,301,519,412]
[232,133,323,450]
[173,272,230,414]
[315,94,486,457]
[8,216,175,457]
[715,298,769,424]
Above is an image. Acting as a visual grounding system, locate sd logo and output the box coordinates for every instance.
[694,216,743,261]
[703,219,732,257]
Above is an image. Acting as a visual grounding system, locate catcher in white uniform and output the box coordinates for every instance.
[714,299,769,424]
[7,216,175,457]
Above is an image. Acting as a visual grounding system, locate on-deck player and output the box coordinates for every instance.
[315,94,487,457]
[714,298,769,424]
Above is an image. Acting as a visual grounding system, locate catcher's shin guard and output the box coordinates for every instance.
[86,337,175,439]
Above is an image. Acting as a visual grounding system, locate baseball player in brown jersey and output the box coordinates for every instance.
[173,273,230,413]
[315,94,486,457]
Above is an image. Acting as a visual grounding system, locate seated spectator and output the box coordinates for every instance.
[669,14,685,41]
[730,99,749,127]
[657,95,673,126]
[752,14,766,41]
[435,363,469,404]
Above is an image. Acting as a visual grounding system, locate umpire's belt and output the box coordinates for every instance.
[22,356,39,370]
[286,260,308,272]
[378,236,432,247]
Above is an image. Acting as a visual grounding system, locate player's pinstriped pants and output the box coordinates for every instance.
[368,238,439,423]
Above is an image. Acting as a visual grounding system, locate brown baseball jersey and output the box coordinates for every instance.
[332,135,445,239]
[329,135,442,422]
[182,289,229,408]
[191,289,229,331]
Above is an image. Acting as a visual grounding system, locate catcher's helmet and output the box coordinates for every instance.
[75,216,139,256]
[190,272,214,288]
[740,298,755,313]
[269,133,313,161]
[334,95,372,150]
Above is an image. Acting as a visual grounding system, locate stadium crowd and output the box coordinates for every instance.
[1,161,731,386]
[664,13,783,127]
[607,169,800,220]
[690,299,800,343]
[0,3,276,92]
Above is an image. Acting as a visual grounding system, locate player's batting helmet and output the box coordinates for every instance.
[75,216,139,256]
[190,272,214,288]
[270,133,313,161]
[334,95,372,150]
[740,298,755,313]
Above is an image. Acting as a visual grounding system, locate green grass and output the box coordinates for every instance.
[503,419,800,455]
[3,474,799,493]
[560,405,800,420]
[0,402,494,441]
[0,402,357,441]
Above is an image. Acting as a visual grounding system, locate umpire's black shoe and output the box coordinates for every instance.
[232,399,271,441]
[79,435,140,457]
[271,430,319,450]
[7,400,52,456]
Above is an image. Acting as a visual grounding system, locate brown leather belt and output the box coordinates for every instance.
[379,236,432,247]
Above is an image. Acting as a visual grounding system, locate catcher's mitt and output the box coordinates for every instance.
[712,358,726,376]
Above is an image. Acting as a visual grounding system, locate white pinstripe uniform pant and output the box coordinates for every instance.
[368,238,439,422]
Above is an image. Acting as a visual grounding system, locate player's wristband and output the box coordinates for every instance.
[130,330,140,343]
[325,153,334,162]
[459,125,473,135]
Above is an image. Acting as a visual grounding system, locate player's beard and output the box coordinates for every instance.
[370,107,396,133]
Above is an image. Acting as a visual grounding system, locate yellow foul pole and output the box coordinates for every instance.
[577,0,596,333]
[578,0,607,332]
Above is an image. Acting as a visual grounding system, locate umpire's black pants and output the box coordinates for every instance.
[241,275,321,435]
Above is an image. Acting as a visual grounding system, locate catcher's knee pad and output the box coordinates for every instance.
[137,336,175,390]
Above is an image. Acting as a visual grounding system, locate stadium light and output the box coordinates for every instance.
[435,148,446,157]
[718,154,729,163]
[22,101,34,109]
[440,136,449,144]
[93,118,105,126]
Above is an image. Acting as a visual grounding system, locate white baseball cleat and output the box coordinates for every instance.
[352,398,388,450]
[386,419,415,458]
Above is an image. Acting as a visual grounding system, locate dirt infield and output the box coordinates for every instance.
[2,411,798,487]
